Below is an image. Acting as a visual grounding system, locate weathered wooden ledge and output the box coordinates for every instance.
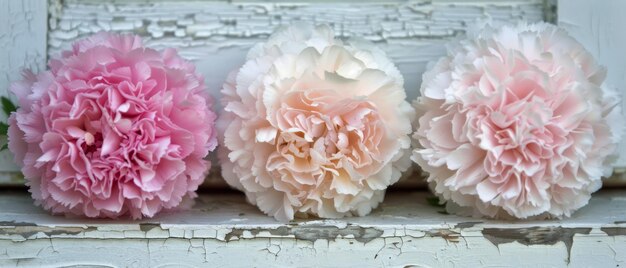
[1,190,625,267]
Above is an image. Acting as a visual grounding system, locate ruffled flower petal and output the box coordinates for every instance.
[8,32,217,219]
[412,23,624,219]
[218,23,415,222]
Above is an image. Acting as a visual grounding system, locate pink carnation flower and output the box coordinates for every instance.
[218,23,414,222]
[8,32,217,219]
[413,23,623,219]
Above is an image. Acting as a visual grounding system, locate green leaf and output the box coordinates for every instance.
[0,122,8,136]
[0,143,7,152]
[426,196,445,208]
[1,96,17,117]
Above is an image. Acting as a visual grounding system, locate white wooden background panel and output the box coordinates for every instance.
[46,0,546,103]
[0,0,552,187]
[558,0,626,174]
[0,0,47,182]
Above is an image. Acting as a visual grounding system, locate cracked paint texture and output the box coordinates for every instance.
[1,191,626,266]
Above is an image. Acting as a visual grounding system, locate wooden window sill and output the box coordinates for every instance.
[1,190,625,266]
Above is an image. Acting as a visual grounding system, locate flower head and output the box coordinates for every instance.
[413,23,623,219]
[8,32,217,218]
[219,23,414,221]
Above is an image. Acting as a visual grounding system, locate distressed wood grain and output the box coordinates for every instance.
[47,0,547,103]
[1,190,626,267]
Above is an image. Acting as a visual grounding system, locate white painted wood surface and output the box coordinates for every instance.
[47,0,546,103]
[0,0,47,180]
[1,190,626,267]
[558,0,626,172]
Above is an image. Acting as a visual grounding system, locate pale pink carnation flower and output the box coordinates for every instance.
[218,23,415,222]
[8,32,217,219]
[413,23,624,219]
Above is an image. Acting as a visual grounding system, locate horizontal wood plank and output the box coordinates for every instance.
[1,189,626,266]
[47,0,547,103]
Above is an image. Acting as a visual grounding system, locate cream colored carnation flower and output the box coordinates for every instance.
[218,23,414,222]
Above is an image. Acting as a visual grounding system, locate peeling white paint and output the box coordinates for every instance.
[0,191,626,266]
[46,0,546,103]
